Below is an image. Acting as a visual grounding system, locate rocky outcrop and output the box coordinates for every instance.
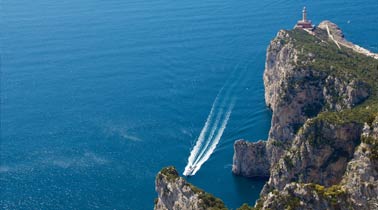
[255,183,354,210]
[340,117,378,209]
[232,140,270,177]
[154,166,226,210]
[255,183,355,210]
[255,117,378,210]
[265,119,363,192]
[323,76,370,111]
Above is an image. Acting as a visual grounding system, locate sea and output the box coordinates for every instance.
[1,0,377,209]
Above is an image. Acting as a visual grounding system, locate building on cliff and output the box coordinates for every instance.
[295,7,314,30]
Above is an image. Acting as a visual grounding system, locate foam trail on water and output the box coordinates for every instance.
[183,59,252,176]
[184,85,235,176]
[190,100,235,175]
[185,88,224,172]
[191,105,225,166]
[190,83,237,166]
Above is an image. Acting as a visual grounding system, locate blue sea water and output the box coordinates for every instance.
[1,0,377,209]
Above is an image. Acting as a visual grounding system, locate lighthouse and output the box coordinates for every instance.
[302,7,307,22]
[295,7,314,30]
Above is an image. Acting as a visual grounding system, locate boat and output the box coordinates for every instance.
[183,165,196,176]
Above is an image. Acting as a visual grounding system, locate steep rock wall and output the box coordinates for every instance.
[232,140,270,177]
[154,167,226,210]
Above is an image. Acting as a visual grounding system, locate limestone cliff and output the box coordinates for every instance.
[254,117,378,210]
[154,166,227,210]
[240,21,378,209]
[341,118,378,208]
[154,21,378,210]
[232,140,270,177]
[234,23,371,178]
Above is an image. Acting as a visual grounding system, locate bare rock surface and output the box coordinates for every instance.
[154,166,226,210]
[232,140,270,177]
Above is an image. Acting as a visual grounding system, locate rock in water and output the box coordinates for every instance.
[232,140,270,177]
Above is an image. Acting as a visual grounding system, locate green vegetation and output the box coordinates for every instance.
[159,166,179,181]
[287,29,378,89]
[271,140,285,148]
[283,155,294,170]
[308,183,347,205]
[198,193,227,210]
[280,28,378,156]
[186,182,202,194]
[185,183,227,210]
[154,198,158,205]
[302,102,323,118]
[158,166,227,209]
[284,197,301,210]
[361,116,378,160]
[362,136,378,160]
[285,28,378,107]
[237,203,255,210]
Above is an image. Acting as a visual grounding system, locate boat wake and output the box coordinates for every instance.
[183,62,249,176]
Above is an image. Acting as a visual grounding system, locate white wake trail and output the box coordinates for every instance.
[183,61,248,176]
[184,89,224,175]
[190,82,236,167]
[191,105,224,167]
[184,86,234,176]
[190,101,235,175]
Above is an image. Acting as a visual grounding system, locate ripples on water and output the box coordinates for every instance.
[1,0,377,209]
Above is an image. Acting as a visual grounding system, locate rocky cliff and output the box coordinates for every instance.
[255,116,378,210]
[234,24,371,178]
[235,20,378,209]
[232,140,270,177]
[154,21,378,210]
[154,166,227,210]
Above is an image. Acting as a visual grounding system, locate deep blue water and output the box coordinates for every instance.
[1,0,377,209]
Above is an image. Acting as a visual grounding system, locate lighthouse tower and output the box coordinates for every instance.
[295,7,314,30]
[302,7,307,22]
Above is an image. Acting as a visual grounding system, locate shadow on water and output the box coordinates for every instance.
[232,175,269,206]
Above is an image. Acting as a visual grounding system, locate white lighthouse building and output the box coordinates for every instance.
[295,7,314,30]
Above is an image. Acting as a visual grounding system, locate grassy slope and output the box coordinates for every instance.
[287,28,378,125]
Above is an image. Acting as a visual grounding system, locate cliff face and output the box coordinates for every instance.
[267,120,363,191]
[256,117,378,210]
[232,140,270,177]
[242,21,378,209]
[154,166,227,210]
[155,20,378,210]
[233,22,370,178]
[341,119,378,208]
